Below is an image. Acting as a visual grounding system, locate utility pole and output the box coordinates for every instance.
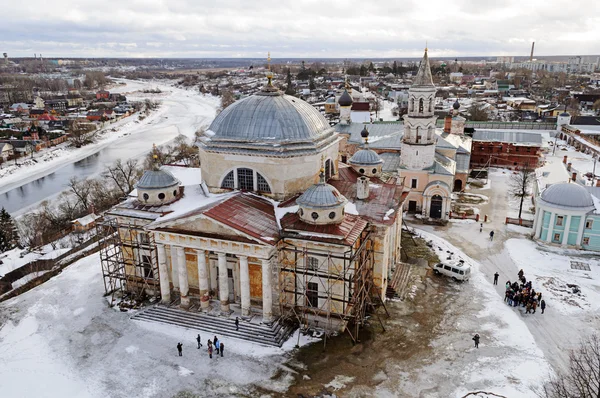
[552,133,558,156]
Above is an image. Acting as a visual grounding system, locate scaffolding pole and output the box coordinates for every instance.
[278,227,386,347]
[97,218,160,307]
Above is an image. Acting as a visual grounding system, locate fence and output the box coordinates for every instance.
[505,217,533,228]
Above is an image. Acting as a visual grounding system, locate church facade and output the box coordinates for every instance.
[104,73,406,338]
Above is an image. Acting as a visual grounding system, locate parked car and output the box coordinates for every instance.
[433,260,470,281]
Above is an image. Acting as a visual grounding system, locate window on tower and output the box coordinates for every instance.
[428,98,433,112]
[419,99,424,113]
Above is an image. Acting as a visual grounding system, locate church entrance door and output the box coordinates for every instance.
[430,195,443,219]
[408,200,417,213]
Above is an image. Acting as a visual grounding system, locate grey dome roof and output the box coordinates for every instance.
[297,183,347,209]
[338,90,353,107]
[540,183,594,209]
[349,148,383,166]
[136,170,180,189]
[453,99,460,109]
[205,91,337,156]
[559,112,570,117]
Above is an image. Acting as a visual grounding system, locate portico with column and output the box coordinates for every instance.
[154,231,278,323]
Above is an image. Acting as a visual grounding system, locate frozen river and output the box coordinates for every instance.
[0,80,218,215]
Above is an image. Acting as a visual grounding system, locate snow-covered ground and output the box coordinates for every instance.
[0,79,219,194]
[0,253,316,398]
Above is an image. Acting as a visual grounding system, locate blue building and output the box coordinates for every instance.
[533,183,600,251]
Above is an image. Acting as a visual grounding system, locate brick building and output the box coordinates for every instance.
[470,130,542,170]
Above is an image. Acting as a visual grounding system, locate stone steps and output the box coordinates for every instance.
[131,305,295,347]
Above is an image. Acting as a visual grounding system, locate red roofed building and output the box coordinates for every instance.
[103,81,408,345]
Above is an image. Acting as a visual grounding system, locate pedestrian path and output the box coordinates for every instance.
[131,305,296,347]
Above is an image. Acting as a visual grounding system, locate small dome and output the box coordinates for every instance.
[540,183,594,209]
[559,111,570,117]
[338,90,353,107]
[349,148,383,166]
[136,170,180,189]
[297,182,347,209]
[360,126,369,138]
[453,99,460,110]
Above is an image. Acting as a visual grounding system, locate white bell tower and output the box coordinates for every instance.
[400,48,438,170]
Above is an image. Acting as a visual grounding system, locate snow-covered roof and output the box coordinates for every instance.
[473,130,542,146]
[160,165,202,186]
[72,213,100,226]
[539,183,595,210]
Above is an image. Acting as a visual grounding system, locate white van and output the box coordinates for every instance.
[433,260,471,281]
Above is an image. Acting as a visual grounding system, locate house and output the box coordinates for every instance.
[533,183,600,251]
[86,110,104,121]
[45,99,69,112]
[470,130,543,170]
[9,103,30,114]
[72,213,101,233]
[0,142,14,161]
[0,117,22,129]
[0,140,35,155]
[96,90,110,100]
[29,109,49,119]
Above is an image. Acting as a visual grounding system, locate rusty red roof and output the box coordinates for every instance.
[203,193,279,245]
[330,165,407,225]
[280,212,367,246]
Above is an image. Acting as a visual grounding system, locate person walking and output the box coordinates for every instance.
[518,269,524,279]
[215,339,220,356]
[489,230,494,241]
[208,344,213,359]
[220,342,224,357]
[177,342,183,357]
[196,334,202,349]
[526,302,532,314]
[540,300,546,314]
[235,317,239,331]
[472,333,480,348]
[480,223,483,233]
[493,272,499,285]
[532,300,538,314]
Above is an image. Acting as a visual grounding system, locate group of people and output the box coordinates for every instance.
[504,269,546,315]
[177,334,225,359]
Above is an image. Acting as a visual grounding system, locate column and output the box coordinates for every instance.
[261,258,273,324]
[546,213,555,243]
[239,255,251,317]
[157,244,171,304]
[533,208,543,238]
[170,246,179,289]
[197,249,210,310]
[576,215,586,247]
[562,214,572,246]
[218,252,230,314]
[177,247,190,309]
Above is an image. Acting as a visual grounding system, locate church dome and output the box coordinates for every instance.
[338,89,353,107]
[204,91,337,157]
[136,169,181,206]
[540,183,594,209]
[349,148,383,166]
[296,178,348,225]
[297,182,346,209]
[137,169,179,189]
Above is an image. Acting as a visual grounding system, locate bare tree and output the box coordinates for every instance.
[217,89,236,114]
[467,104,489,121]
[68,177,93,210]
[537,334,600,398]
[103,159,141,196]
[509,164,534,219]
[68,120,97,148]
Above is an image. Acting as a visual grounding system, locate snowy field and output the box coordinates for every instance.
[0,253,316,398]
[0,79,219,193]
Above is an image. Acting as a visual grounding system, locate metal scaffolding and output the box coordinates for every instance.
[97,218,160,307]
[278,227,388,346]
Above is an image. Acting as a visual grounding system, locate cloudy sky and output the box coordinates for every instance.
[2,0,599,58]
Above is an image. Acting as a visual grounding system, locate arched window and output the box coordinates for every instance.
[419,98,424,113]
[256,173,271,193]
[428,98,433,112]
[220,168,272,193]
[221,171,234,189]
[324,159,334,180]
[410,98,414,112]
[237,168,254,191]
[416,126,421,143]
